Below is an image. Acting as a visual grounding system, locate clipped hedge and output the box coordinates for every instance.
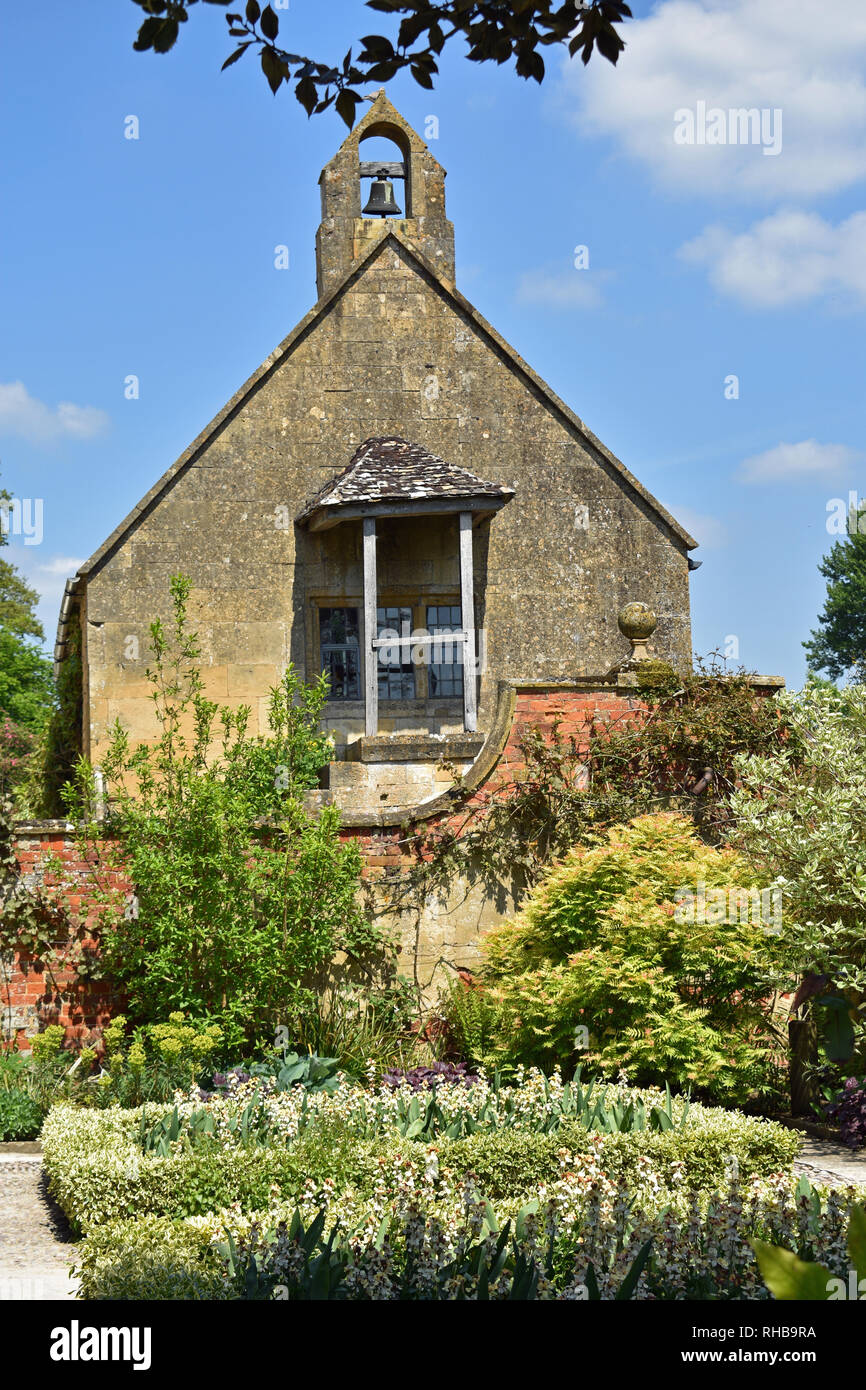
[72,1216,225,1301]
[43,1111,306,1232]
[433,1114,799,1200]
[43,1098,801,1233]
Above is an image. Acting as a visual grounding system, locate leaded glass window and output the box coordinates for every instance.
[427,604,463,698]
[319,607,360,700]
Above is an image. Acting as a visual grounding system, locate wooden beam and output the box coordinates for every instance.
[358,161,406,179]
[459,511,477,733]
[363,517,378,738]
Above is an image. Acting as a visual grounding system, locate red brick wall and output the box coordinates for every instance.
[2,829,125,1051]
[343,685,646,879]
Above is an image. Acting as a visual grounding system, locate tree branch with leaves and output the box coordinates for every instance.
[130,0,632,126]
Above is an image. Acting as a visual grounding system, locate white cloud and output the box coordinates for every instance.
[515,267,608,309]
[34,556,86,579]
[6,550,85,599]
[739,439,860,483]
[679,209,866,307]
[559,0,866,199]
[0,381,109,443]
[667,506,728,549]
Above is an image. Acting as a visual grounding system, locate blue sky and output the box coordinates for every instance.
[2,0,864,686]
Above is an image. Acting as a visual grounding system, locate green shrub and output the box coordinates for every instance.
[0,1047,32,1092]
[0,1086,43,1141]
[434,1112,799,1199]
[568,1116,801,1190]
[480,813,786,1105]
[439,976,502,1073]
[63,575,397,1052]
[42,1104,311,1231]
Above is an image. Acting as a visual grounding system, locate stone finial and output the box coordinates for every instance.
[617,602,657,663]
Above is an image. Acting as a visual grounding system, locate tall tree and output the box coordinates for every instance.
[803,533,866,682]
[130,1,632,125]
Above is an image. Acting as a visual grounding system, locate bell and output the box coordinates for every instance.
[362,169,402,218]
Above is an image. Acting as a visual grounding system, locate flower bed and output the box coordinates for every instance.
[38,1067,853,1300]
[70,1147,855,1302]
[42,1070,801,1232]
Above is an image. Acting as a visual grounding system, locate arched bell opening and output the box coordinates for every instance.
[358,129,410,219]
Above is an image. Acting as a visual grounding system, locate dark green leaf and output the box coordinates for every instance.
[364,61,399,82]
[295,73,319,115]
[133,16,169,52]
[260,5,279,41]
[262,46,288,94]
[360,34,395,58]
[616,1238,653,1300]
[221,42,252,70]
[335,89,360,130]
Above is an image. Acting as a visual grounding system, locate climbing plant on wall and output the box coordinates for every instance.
[401,658,798,905]
[0,798,98,1043]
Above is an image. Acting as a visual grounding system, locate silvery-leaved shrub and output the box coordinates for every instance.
[730,682,866,1071]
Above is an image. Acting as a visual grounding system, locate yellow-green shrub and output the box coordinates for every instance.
[480,814,785,1103]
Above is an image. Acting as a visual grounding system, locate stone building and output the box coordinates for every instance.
[55,92,698,818]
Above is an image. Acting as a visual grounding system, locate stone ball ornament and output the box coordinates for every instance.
[617,603,658,643]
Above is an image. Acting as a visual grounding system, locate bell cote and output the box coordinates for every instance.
[315,91,455,299]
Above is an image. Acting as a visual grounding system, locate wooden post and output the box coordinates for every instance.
[363,517,378,738]
[459,511,477,733]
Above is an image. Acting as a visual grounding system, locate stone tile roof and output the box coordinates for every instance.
[296,436,515,522]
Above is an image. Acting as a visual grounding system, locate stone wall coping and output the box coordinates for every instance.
[345,732,485,765]
[12,820,76,837]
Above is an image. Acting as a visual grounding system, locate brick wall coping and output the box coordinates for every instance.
[12,820,77,838]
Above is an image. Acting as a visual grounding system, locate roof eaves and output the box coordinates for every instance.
[53,577,82,676]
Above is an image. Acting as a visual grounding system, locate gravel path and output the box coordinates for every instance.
[0,1155,79,1300]
[792,1136,866,1190]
